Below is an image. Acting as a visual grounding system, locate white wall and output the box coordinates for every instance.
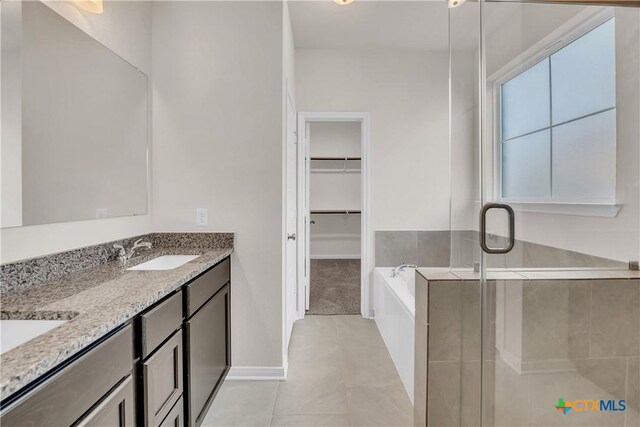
[0,0,152,264]
[151,1,285,369]
[296,49,450,265]
[481,4,640,263]
[1,1,22,229]
[296,49,450,231]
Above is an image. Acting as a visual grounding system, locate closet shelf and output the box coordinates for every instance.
[310,210,361,215]
[310,157,361,161]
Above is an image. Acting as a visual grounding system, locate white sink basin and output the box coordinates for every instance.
[1,320,67,354]
[127,255,200,271]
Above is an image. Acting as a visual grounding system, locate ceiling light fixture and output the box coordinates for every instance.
[75,0,104,14]
[333,0,354,5]
[448,0,466,8]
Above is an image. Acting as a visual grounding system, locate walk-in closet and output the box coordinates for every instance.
[308,122,362,315]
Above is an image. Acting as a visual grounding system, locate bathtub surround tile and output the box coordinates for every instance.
[417,231,451,267]
[589,279,640,357]
[450,230,478,269]
[0,235,233,400]
[0,232,234,292]
[203,380,279,426]
[522,240,624,269]
[375,231,419,267]
[346,385,414,426]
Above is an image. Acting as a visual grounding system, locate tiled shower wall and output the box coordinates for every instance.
[375,230,625,269]
[415,273,640,427]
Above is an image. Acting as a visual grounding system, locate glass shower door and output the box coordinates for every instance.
[449,1,639,426]
[479,2,640,427]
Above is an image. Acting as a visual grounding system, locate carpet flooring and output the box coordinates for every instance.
[307,259,361,315]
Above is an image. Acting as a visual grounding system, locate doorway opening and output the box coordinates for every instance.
[297,113,371,319]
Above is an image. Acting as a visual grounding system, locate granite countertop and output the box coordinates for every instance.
[0,246,233,401]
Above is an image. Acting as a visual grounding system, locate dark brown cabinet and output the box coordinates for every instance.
[142,331,183,426]
[77,375,135,427]
[185,283,230,427]
[0,256,231,427]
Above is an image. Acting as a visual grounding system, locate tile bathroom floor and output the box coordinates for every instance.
[202,315,413,427]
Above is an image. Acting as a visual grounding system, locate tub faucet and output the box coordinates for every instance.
[391,263,417,278]
[114,238,152,261]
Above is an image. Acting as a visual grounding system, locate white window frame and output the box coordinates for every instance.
[489,8,620,217]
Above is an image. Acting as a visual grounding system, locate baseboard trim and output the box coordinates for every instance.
[310,255,361,260]
[226,365,288,380]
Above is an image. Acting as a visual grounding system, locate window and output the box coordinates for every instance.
[499,17,617,203]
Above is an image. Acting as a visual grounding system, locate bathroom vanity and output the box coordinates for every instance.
[0,238,233,427]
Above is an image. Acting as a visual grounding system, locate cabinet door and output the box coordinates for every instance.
[186,284,230,427]
[76,375,134,427]
[143,330,183,427]
[159,397,184,427]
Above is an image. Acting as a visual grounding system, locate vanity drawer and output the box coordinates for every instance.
[1,325,133,427]
[142,330,183,427]
[76,375,135,427]
[141,291,183,358]
[185,258,230,317]
[159,397,184,427]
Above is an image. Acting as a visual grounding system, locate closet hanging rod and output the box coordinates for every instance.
[310,210,362,215]
[310,157,362,161]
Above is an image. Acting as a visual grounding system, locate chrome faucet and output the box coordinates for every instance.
[113,238,152,261]
[391,263,417,278]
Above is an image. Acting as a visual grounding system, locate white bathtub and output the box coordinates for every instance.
[373,267,415,404]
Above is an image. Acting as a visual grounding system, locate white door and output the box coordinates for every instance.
[304,122,311,311]
[285,89,297,349]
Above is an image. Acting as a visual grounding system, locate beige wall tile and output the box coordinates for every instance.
[415,317,428,426]
[416,273,429,325]
[626,357,640,427]
[427,361,461,427]
[461,361,482,427]
[429,281,462,361]
[521,280,591,361]
[590,280,640,358]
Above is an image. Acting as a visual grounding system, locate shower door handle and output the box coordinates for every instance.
[479,203,515,254]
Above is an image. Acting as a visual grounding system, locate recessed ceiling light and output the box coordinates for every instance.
[75,0,103,14]
[333,0,354,5]
[448,0,466,8]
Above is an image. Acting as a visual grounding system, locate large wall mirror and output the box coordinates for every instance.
[1,1,148,228]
